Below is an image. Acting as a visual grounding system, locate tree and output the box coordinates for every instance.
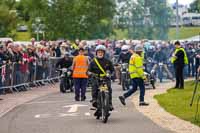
[115,0,172,40]
[0,0,16,10]
[0,2,17,37]
[16,0,116,40]
[189,0,200,13]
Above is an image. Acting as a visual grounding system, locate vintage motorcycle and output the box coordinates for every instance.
[120,63,131,91]
[89,71,112,123]
[58,68,73,93]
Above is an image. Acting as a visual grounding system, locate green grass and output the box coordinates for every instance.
[168,27,200,40]
[15,31,31,41]
[154,81,200,126]
[13,27,200,41]
[111,27,200,40]
[109,29,129,40]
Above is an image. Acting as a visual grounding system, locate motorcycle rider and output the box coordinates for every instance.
[151,46,174,82]
[56,52,73,70]
[88,45,115,110]
[56,52,73,92]
[118,45,132,64]
[116,45,132,86]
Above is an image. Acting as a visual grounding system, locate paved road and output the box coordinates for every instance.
[0,83,172,133]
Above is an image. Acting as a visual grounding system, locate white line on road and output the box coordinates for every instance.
[84,112,91,116]
[63,104,88,113]
[58,113,78,117]
[34,114,51,118]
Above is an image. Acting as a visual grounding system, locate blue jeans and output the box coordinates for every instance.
[123,78,145,102]
[73,78,88,98]
[188,59,195,77]
[184,65,188,79]
[0,75,3,94]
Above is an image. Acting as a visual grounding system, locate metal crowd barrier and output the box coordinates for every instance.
[0,57,62,94]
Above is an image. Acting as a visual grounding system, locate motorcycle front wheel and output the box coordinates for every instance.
[60,78,67,93]
[100,91,110,123]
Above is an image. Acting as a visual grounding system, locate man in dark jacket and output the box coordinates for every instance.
[56,52,73,69]
[171,41,188,89]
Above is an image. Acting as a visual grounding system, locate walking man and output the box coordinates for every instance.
[119,45,149,106]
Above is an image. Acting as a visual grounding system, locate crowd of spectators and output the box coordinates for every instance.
[0,38,199,95]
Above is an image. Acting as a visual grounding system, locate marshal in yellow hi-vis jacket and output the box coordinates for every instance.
[129,53,145,79]
[119,44,149,106]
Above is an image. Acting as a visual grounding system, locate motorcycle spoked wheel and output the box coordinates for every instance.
[60,78,73,93]
[101,91,110,123]
[122,79,126,91]
[96,91,110,123]
[60,79,66,93]
[121,74,128,91]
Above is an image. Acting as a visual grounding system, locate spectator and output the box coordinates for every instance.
[11,44,23,86]
[0,44,8,94]
[27,45,37,83]
[186,44,195,77]
[55,42,61,57]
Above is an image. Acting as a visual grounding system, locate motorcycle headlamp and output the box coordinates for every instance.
[67,71,71,76]
[62,68,67,73]
[122,63,128,69]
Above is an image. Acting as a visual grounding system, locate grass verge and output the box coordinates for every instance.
[154,81,200,126]
[168,27,200,40]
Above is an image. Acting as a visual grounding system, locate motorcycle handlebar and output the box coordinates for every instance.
[87,71,111,79]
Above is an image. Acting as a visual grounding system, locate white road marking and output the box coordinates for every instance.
[112,110,118,113]
[35,114,40,118]
[84,112,91,116]
[58,113,78,117]
[34,114,51,118]
[63,104,88,113]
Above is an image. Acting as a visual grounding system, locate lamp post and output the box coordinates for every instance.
[143,7,151,39]
[32,17,45,41]
[176,0,179,39]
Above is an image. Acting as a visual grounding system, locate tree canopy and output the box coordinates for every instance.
[0,0,176,40]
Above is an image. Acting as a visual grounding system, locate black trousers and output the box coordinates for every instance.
[175,65,184,88]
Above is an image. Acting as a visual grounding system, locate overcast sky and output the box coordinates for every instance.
[168,0,195,5]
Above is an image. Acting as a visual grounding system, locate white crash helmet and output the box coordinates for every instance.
[95,45,106,53]
[135,44,143,52]
[121,45,130,51]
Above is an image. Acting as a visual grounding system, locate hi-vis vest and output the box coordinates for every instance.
[72,55,88,78]
[71,43,79,50]
[129,53,145,79]
[171,48,188,65]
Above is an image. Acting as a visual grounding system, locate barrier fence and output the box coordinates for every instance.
[0,57,62,94]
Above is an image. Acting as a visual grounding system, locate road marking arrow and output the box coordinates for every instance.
[63,104,88,113]
[58,113,78,117]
